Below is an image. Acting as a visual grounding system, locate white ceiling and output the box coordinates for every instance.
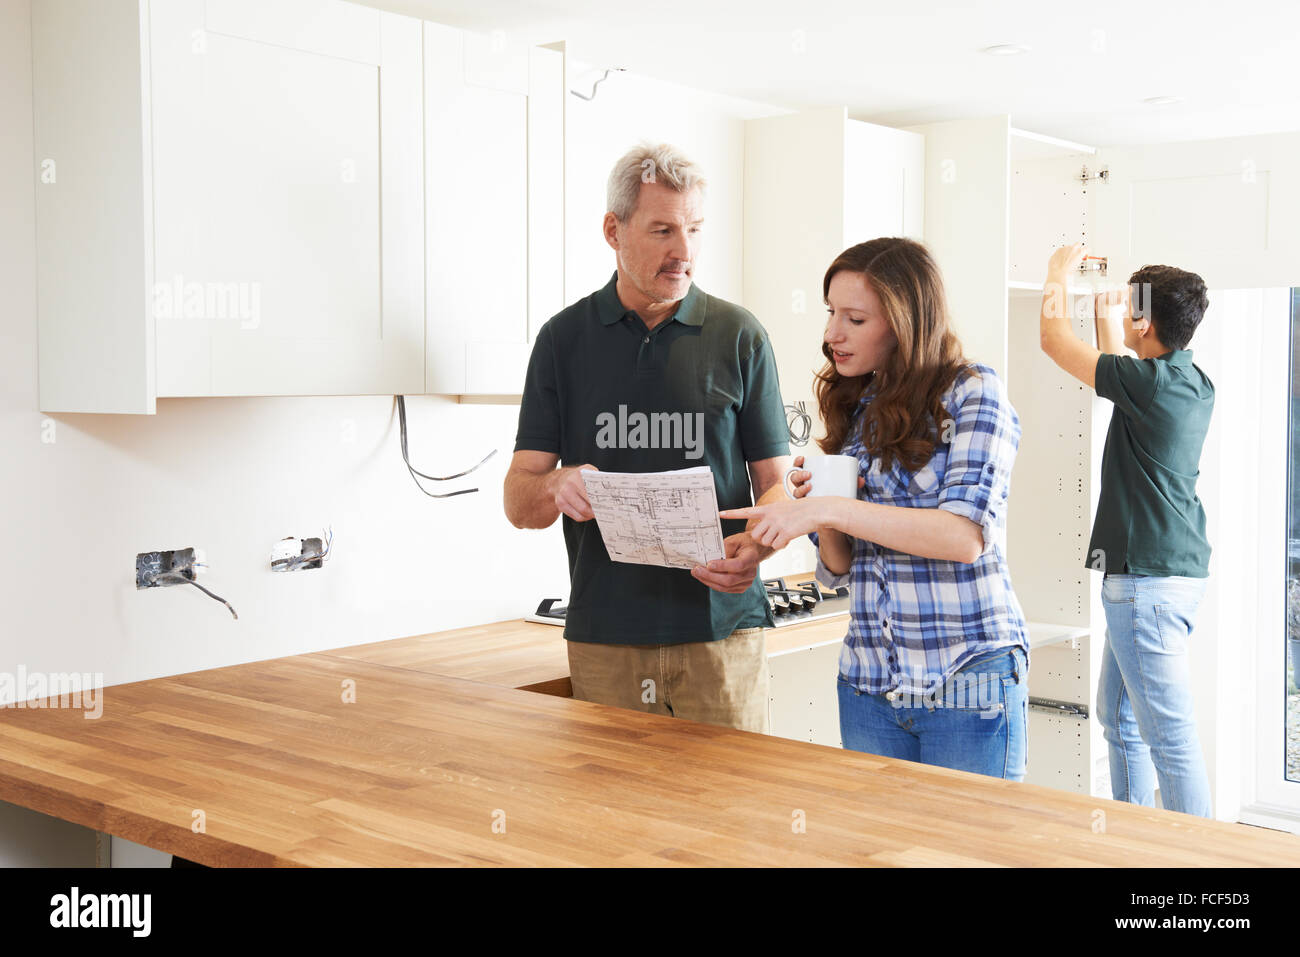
[356,0,1300,147]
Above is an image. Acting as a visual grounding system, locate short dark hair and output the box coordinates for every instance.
[1128,264,1208,351]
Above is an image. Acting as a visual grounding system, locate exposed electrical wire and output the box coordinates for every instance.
[152,571,238,620]
[396,396,498,498]
[570,67,624,100]
[272,526,334,572]
[785,400,812,448]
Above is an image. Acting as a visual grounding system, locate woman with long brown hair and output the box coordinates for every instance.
[722,237,1030,779]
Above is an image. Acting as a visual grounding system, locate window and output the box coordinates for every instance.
[1286,287,1300,783]
[1225,286,1293,829]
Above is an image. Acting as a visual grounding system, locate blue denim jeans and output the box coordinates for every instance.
[836,646,1028,780]
[1097,573,1212,817]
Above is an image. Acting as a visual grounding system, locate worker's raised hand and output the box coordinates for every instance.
[551,464,598,522]
[1047,242,1086,280]
[1042,243,1086,320]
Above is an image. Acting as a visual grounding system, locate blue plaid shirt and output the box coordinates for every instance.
[813,363,1029,696]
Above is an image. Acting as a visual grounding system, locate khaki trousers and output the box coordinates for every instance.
[565,627,770,733]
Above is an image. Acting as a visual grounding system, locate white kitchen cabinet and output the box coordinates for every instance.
[908,117,1013,378]
[33,0,425,412]
[767,638,843,747]
[423,25,565,396]
[1004,129,1109,794]
[911,119,1112,794]
[742,108,924,418]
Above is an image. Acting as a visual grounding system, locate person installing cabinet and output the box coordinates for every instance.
[1038,242,1215,817]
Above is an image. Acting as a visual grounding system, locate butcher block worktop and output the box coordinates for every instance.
[0,616,1295,866]
[317,612,861,696]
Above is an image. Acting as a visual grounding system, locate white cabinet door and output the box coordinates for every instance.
[525,48,565,345]
[33,0,158,414]
[908,116,1011,378]
[424,25,564,395]
[844,119,925,247]
[743,109,924,418]
[425,22,526,395]
[1087,134,1300,291]
[151,0,424,397]
[744,108,854,420]
[767,640,843,747]
[465,45,565,395]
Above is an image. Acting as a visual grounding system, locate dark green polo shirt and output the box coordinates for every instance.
[1087,350,1214,577]
[515,273,790,645]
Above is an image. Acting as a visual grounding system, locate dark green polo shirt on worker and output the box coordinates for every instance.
[515,273,790,645]
[1086,349,1214,577]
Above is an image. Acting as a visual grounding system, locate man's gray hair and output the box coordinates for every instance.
[606,143,706,222]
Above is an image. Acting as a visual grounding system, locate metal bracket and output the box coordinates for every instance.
[1079,164,1109,184]
[1078,255,1108,276]
[1029,696,1090,718]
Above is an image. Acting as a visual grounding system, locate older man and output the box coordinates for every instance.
[504,143,791,732]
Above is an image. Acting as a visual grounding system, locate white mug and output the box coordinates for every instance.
[784,454,859,499]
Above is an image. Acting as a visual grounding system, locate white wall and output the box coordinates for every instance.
[563,60,781,307]
[0,5,785,863]
[562,60,812,577]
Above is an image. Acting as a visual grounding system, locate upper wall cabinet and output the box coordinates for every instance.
[905,117,1012,378]
[33,0,425,412]
[743,108,924,415]
[423,25,564,396]
[1087,134,1300,292]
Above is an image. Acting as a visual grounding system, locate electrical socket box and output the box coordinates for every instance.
[270,536,325,571]
[299,538,324,569]
[135,547,197,589]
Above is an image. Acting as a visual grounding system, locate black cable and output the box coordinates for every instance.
[785,400,812,447]
[153,572,238,620]
[396,396,498,498]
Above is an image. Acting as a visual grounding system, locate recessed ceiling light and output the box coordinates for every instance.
[982,43,1029,56]
[1142,95,1183,106]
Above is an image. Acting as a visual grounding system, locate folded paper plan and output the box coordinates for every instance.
[580,467,726,569]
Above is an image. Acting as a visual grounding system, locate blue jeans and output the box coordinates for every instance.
[837,646,1028,780]
[1097,573,1212,817]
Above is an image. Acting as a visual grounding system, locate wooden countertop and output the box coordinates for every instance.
[322,619,574,696]
[318,613,859,696]
[317,613,1089,690]
[0,617,1296,866]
